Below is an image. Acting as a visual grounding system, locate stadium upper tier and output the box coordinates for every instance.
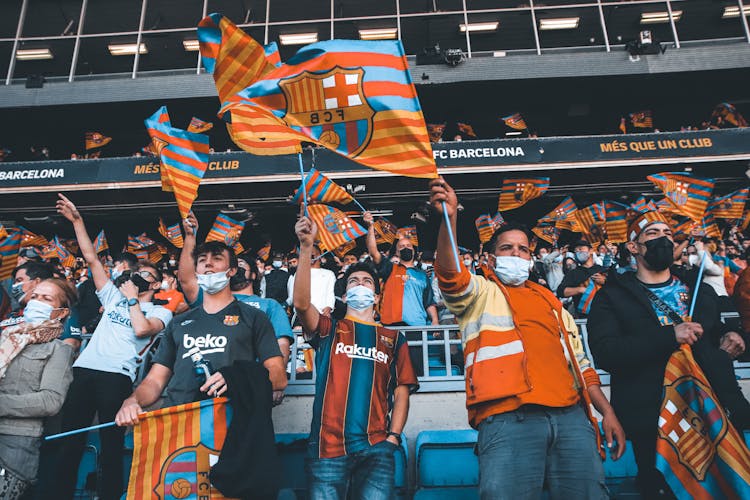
[1,0,749,89]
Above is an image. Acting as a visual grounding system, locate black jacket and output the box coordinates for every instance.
[587,271,748,439]
[210,361,281,500]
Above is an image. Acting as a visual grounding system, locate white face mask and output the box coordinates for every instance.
[272,260,282,269]
[494,256,532,286]
[463,259,473,267]
[688,254,699,266]
[196,271,231,295]
[345,285,375,311]
[23,299,59,324]
[169,259,176,266]
[11,282,25,302]
[160,280,170,290]
[111,268,123,281]
[421,262,432,271]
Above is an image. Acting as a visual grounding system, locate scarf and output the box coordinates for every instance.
[0,319,63,380]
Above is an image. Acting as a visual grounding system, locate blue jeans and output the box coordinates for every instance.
[477,404,608,500]
[306,440,396,500]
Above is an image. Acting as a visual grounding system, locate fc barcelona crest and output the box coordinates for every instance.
[279,67,375,156]
[155,443,231,499]
[513,183,529,202]
[657,375,728,480]
[223,315,239,326]
[666,179,689,206]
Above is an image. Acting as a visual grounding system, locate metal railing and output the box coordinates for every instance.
[286,312,750,395]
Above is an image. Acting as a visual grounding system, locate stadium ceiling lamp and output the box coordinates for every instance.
[640,11,683,24]
[108,42,148,56]
[16,47,53,60]
[279,33,319,46]
[723,5,749,18]
[358,27,398,40]
[538,17,580,30]
[182,39,200,51]
[459,21,499,33]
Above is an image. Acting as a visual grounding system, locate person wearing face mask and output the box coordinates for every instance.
[362,212,439,327]
[587,213,750,499]
[287,245,336,317]
[293,210,417,500]
[260,251,290,307]
[539,245,566,293]
[52,194,173,500]
[430,178,623,499]
[557,240,607,318]
[0,278,76,499]
[153,269,188,314]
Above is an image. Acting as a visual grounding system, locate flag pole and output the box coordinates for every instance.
[297,152,308,216]
[687,250,708,319]
[442,202,462,270]
[45,421,118,440]
[353,199,367,212]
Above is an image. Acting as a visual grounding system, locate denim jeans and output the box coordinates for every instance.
[477,404,608,500]
[305,440,396,500]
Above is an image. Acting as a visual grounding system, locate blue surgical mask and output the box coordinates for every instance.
[196,271,230,295]
[10,282,25,302]
[23,299,57,324]
[494,256,532,286]
[272,260,282,269]
[575,251,590,264]
[345,285,375,311]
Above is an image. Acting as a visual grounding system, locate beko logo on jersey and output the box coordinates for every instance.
[334,343,389,364]
[183,334,227,350]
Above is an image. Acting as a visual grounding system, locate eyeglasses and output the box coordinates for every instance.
[136,270,157,282]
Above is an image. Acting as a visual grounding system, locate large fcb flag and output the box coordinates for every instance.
[308,204,367,253]
[126,398,234,500]
[199,13,438,179]
[656,345,750,499]
[647,172,715,222]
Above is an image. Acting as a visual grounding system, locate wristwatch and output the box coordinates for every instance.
[127,298,138,307]
[387,431,402,445]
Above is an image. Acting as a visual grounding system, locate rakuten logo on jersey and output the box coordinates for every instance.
[182,334,228,358]
[334,342,389,364]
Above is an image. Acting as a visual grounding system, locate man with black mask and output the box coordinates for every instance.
[362,211,438,327]
[588,211,750,499]
[557,240,607,318]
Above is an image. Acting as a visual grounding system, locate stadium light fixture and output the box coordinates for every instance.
[108,42,148,56]
[16,47,53,60]
[539,17,580,30]
[279,33,319,46]
[358,28,398,40]
[182,39,200,51]
[459,22,499,33]
[723,5,749,18]
[640,11,682,24]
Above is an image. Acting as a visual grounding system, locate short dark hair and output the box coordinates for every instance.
[13,261,54,281]
[192,241,238,270]
[342,262,381,294]
[572,239,591,251]
[486,222,533,254]
[114,252,138,269]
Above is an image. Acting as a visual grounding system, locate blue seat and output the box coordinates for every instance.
[276,433,310,499]
[75,433,100,497]
[413,486,479,499]
[416,430,479,487]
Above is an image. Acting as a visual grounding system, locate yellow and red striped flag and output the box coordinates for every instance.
[0,225,7,240]
[308,204,367,253]
[647,172,715,222]
[19,227,48,247]
[257,243,271,262]
[373,219,398,245]
[708,188,749,219]
[93,230,109,254]
[396,225,419,247]
[158,218,184,248]
[333,240,357,258]
[291,168,353,205]
[85,131,112,150]
[497,177,550,212]
[0,229,21,281]
[187,117,214,134]
[126,398,233,500]
[206,214,245,245]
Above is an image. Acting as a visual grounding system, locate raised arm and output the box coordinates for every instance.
[56,194,109,291]
[363,211,382,265]
[429,177,460,274]
[178,212,200,304]
[292,207,321,335]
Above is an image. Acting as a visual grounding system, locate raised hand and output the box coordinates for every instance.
[428,176,458,218]
[56,193,82,223]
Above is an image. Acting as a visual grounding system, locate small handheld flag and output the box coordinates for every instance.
[647,172,715,222]
[497,177,550,212]
[307,204,367,253]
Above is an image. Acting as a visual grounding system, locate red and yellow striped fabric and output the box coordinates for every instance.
[647,172,715,222]
[158,218,184,249]
[396,225,419,247]
[291,168,354,205]
[93,230,109,254]
[604,202,628,243]
[308,204,367,253]
[709,188,748,219]
[126,398,234,500]
[497,177,550,212]
[257,243,271,262]
[0,229,21,281]
[20,227,48,248]
[373,219,398,245]
[206,213,245,245]
[532,225,560,245]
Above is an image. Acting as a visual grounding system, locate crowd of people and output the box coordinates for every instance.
[1,182,750,499]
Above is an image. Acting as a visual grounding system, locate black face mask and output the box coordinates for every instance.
[398,248,414,262]
[641,236,674,271]
[115,271,153,293]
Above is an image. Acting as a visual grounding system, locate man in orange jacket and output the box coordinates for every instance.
[430,178,624,499]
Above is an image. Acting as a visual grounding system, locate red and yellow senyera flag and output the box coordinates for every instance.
[127,398,234,500]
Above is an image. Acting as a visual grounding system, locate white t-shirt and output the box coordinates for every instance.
[287,267,336,313]
[74,281,173,380]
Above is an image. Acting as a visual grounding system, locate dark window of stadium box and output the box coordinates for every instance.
[268,23,331,62]
[1,1,24,38]
[536,7,605,50]
[601,4,677,48]
[21,0,83,37]
[206,0,267,27]
[399,0,464,15]
[335,0,397,18]
[13,39,75,79]
[465,12,536,52]
[144,0,205,30]
[74,36,140,76]
[399,15,469,57]
[136,32,203,73]
[467,0,531,10]
[0,43,13,77]
[268,0,330,22]
[674,0,746,41]
[79,0,142,34]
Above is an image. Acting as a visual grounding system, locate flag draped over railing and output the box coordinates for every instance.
[126,398,233,500]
